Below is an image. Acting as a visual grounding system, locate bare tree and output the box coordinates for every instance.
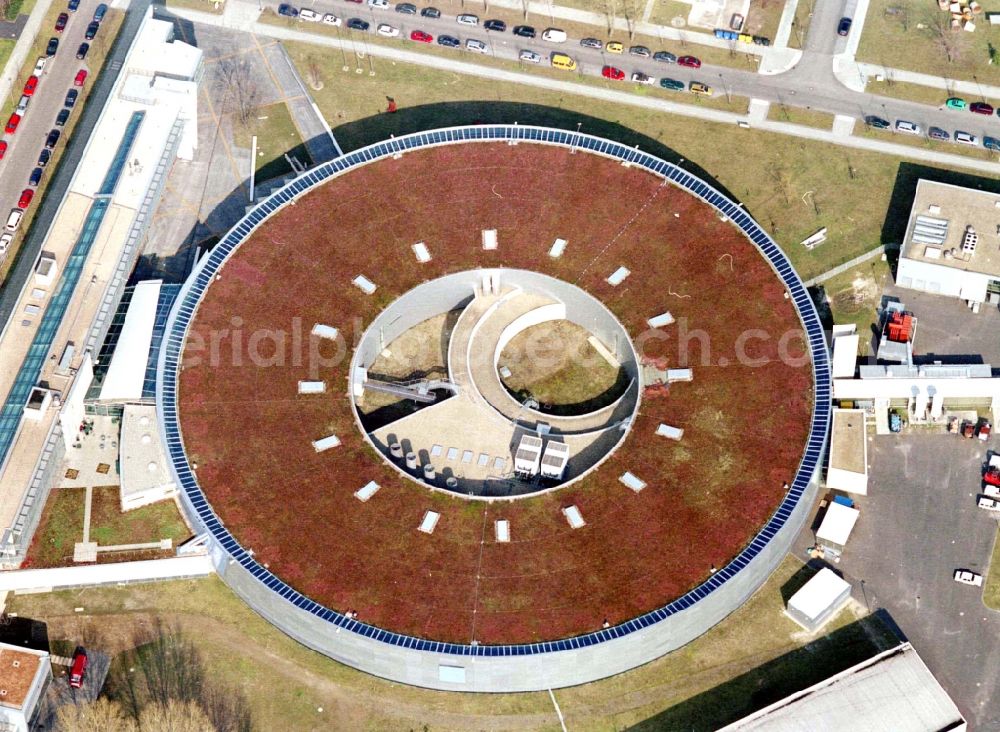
[217,57,262,129]
[623,0,642,40]
[56,698,138,732]
[519,0,529,19]
[602,0,618,34]
[923,12,965,64]
[138,700,213,732]
[305,54,323,91]
[200,682,254,732]
[768,163,792,205]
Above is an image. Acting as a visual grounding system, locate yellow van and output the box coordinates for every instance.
[551,53,577,71]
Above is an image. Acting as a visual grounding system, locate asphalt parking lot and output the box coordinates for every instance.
[827,431,1000,728]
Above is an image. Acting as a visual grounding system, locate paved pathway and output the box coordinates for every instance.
[0,14,29,41]
[857,63,1000,100]
[82,485,92,544]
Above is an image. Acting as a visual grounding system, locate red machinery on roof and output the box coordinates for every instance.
[886,311,914,343]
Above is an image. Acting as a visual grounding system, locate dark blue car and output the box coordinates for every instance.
[346,18,369,30]
[93,2,107,21]
[67,0,79,11]
[277,3,298,17]
[437,34,460,47]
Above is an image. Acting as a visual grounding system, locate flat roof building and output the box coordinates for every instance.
[0,642,51,732]
[784,567,852,632]
[826,409,868,495]
[896,180,1000,304]
[720,642,966,731]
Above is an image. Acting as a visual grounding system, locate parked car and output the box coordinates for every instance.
[437,34,460,47]
[84,21,98,39]
[55,12,69,31]
[602,65,625,80]
[395,2,417,13]
[837,16,852,36]
[945,97,966,110]
[45,129,60,149]
[28,167,42,186]
[631,71,654,84]
[298,8,319,21]
[368,0,389,8]
[5,209,23,232]
[541,28,566,42]
[628,45,650,57]
[894,120,920,135]
[0,233,12,253]
[484,19,506,31]
[5,113,21,134]
[22,76,38,96]
[0,141,7,160]
[954,569,983,586]
[928,126,950,141]
[277,3,298,16]
[376,23,399,37]
[955,130,978,146]
[519,49,541,63]
[37,148,51,167]
[93,3,107,21]
[16,95,29,115]
[689,81,712,96]
[985,136,1000,151]
[864,115,890,129]
[580,37,602,49]
[76,42,89,59]
[653,50,677,63]
[605,41,623,53]
[17,188,34,209]
[659,77,684,91]
[677,55,701,68]
[64,89,78,107]
[465,38,488,53]
[67,0,79,10]
[322,13,340,25]
[73,69,87,86]
[346,18,369,30]
[46,37,59,55]
[410,29,433,42]
[33,57,47,75]
[513,25,536,38]
[55,108,70,126]
[457,13,478,25]
[420,6,440,17]
[69,647,88,689]
[970,102,994,115]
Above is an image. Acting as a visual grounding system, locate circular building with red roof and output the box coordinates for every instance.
[158,126,830,692]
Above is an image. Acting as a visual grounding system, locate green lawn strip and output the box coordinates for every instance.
[284,39,999,280]
[648,0,697,27]
[7,556,897,730]
[0,8,124,284]
[813,257,893,358]
[866,77,999,108]
[87,486,191,547]
[231,100,311,182]
[22,488,85,568]
[743,0,785,42]
[0,39,14,70]
[766,102,834,129]
[165,0,225,15]
[856,0,999,82]
[983,525,1000,610]
[786,0,813,49]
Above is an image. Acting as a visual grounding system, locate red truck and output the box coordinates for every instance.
[69,647,87,688]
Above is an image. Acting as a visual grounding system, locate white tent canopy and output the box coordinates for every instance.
[99,280,161,401]
[816,502,860,547]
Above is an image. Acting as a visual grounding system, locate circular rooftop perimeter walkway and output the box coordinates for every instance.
[157,126,831,692]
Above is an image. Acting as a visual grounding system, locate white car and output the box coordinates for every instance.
[519,49,541,63]
[985,484,1000,498]
[465,38,488,53]
[0,232,12,254]
[630,71,654,85]
[954,569,983,586]
[955,131,978,146]
[322,13,341,25]
[894,120,920,135]
[368,0,389,7]
[298,8,320,21]
[377,23,399,36]
[456,13,478,25]
[979,496,1000,511]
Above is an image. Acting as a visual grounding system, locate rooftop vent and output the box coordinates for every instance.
[352,275,376,294]
[298,380,325,394]
[647,311,675,328]
[655,424,684,440]
[311,323,339,340]
[962,225,978,254]
[312,434,341,452]
[354,481,380,502]
[607,266,630,286]
[418,511,440,534]
[562,505,585,529]
[619,472,647,492]
[495,519,510,542]
[412,242,431,263]
[549,238,567,258]
[482,229,498,250]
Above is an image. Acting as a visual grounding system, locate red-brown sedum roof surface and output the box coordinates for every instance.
[178,143,812,645]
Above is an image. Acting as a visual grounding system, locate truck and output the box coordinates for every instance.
[69,647,87,688]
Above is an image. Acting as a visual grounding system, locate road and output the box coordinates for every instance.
[273,0,1000,147]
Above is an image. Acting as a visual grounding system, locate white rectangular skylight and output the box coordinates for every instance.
[312,434,341,452]
[311,323,339,340]
[620,472,647,492]
[549,238,567,258]
[607,266,630,286]
[419,511,441,534]
[495,520,510,543]
[354,481,380,501]
[412,242,431,263]
[482,229,498,250]
[563,505,585,529]
[353,275,377,294]
[298,380,325,394]
[656,424,684,441]
[647,312,675,328]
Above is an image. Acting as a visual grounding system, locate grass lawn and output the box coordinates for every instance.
[648,0,695,26]
[0,7,124,284]
[87,487,191,547]
[867,77,999,109]
[787,0,814,49]
[165,0,225,14]
[767,103,834,129]
[284,39,1000,281]
[813,257,893,357]
[231,101,312,182]
[22,489,86,568]
[856,0,1000,82]
[0,39,15,71]
[983,526,1000,610]
[5,556,899,730]
[743,0,786,41]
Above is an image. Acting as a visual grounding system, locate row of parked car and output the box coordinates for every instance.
[944,97,1000,117]
[863,116,1000,151]
[600,65,712,95]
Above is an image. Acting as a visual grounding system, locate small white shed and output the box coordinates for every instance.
[785,568,852,632]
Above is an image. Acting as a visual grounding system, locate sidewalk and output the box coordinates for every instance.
[856,62,1000,100]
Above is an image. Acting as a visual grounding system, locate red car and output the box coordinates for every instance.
[73,69,87,86]
[410,29,433,43]
[23,76,38,96]
[5,114,21,134]
[55,12,68,31]
[970,102,994,115]
[677,55,701,68]
[17,188,34,209]
[0,141,7,159]
[601,65,625,80]
[69,647,87,689]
